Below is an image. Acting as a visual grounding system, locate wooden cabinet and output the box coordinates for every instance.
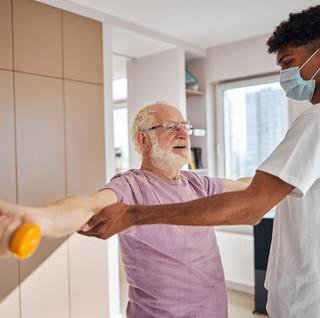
[19,239,70,318]
[13,0,63,77]
[64,80,105,195]
[0,0,13,70]
[0,70,16,202]
[69,235,108,318]
[62,12,103,84]
[0,1,107,317]
[15,73,66,205]
[0,70,19,318]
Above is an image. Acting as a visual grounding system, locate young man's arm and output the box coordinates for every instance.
[81,171,293,239]
[138,171,291,226]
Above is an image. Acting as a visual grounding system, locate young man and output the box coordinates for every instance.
[82,5,320,318]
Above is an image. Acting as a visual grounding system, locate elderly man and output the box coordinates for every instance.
[0,102,247,317]
[83,5,320,318]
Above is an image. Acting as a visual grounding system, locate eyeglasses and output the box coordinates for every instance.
[143,121,193,136]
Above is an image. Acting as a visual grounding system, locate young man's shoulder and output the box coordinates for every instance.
[294,106,320,123]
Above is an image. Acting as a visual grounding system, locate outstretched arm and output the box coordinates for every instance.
[81,171,293,239]
[222,177,252,192]
[136,171,290,226]
[0,189,117,255]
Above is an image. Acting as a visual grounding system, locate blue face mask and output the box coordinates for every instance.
[280,49,320,101]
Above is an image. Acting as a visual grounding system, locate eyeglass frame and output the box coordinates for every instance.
[141,121,193,136]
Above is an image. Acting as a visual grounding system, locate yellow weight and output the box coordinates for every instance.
[10,223,41,259]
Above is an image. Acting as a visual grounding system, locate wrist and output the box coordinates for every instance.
[127,205,140,226]
[129,204,154,226]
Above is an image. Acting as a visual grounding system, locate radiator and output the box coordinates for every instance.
[215,230,254,293]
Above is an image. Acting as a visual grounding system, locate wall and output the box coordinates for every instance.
[0,1,109,317]
[186,58,208,170]
[206,34,276,83]
[127,48,186,168]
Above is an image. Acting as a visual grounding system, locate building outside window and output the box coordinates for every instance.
[217,76,288,180]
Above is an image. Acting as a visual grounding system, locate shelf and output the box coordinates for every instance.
[186,89,204,97]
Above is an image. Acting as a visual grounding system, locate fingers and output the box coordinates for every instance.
[78,222,112,240]
[0,215,22,257]
[0,215,11,256]
[80,203,120,232]
[80,215,106,232]
[78,202,130,240]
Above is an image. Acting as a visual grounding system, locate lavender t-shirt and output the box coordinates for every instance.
[105,169,227,318]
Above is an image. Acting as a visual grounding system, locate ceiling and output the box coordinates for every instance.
[71,0,318,49]
[70,0,319,80]
[112,27,175,59]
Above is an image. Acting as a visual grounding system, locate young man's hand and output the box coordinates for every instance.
[78,202,135,239]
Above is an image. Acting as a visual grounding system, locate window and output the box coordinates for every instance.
[217,76,288,179]
[112,76,129,173]
[112,78,127,101]
[113,107,129,173]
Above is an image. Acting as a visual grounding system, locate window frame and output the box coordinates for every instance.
[215,74,286,178]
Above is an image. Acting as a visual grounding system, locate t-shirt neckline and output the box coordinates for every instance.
[134,169,182,185]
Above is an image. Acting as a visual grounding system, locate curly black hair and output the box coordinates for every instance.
[267,5,320,54]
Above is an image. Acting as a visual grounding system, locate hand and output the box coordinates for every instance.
[0,201,24,257]
[0,216,23,257]
[78,202,135,240]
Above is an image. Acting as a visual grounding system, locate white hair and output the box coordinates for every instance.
[131,101,167,154]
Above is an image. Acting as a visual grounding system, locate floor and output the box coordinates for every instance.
[228,289,268,318]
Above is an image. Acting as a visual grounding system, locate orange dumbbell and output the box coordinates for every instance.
[10,223,41,259]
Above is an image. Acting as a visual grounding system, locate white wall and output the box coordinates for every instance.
[206,34,276,83]
[186,58,208,169]
[127,48,186,168]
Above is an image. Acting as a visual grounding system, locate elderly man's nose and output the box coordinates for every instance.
[176,127,188,138]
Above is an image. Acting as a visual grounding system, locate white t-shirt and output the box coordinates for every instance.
[258,105,320,318]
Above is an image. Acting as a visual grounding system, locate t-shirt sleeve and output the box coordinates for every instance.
[201,176,224,196]
[257,113,320,197]
[102,173,133,204]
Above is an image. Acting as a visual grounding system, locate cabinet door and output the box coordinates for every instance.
[15,73,69,318]
[64,80,105,195]
[69,234,109,318]
[0,70,16,201]
[0,70,20,318]
[64,80,107,317]
[13,0,63,77]
[0,0,13,70]
[19,239,69,318]
[15,73,66,204]
[62,12,103,84]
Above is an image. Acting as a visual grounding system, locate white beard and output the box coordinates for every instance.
[150,139,191,171]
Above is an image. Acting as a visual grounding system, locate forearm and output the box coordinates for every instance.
[35,196,96,236]
[36,191,119,236]
[0,190,117,237]
[134,190,263,227]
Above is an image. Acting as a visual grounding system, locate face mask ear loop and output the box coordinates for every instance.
[311,66,320,80]
[300,48,320,70]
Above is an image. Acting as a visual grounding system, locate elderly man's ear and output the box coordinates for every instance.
[137,131,152,153]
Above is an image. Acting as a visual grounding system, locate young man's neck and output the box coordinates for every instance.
[312,90,320,104]
[140,159,180,181]
[311,78,320,104]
